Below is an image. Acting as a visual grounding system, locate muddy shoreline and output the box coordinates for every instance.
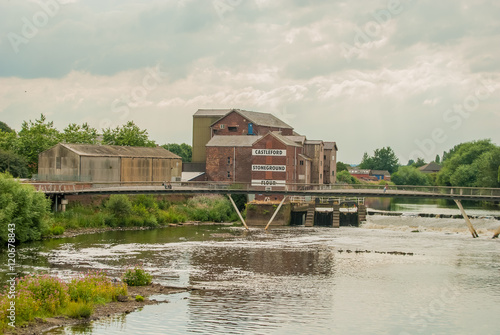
[6,283,192,335]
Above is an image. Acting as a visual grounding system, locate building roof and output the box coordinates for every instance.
[59,143,181,159]
[419,162,442,173]
[305,140,324,145]
[206,135,261,147]
[285,135,306,146]
[211,109,293,129]
[194,109,231,117]
[298,154,312,161]
[270,132,302,147]
[324,141,338,151]
[181,172,205,181]
[370,170,391,176]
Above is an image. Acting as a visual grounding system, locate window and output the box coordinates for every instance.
[220,124,225,129]
[332,171,335,176]
[56,157,61,169]
[324,155,326,160]
[320,174,322,179]
[228,126,238,132]
[227,157,231,165]
[227,171,231,178]
[300,160,304,166]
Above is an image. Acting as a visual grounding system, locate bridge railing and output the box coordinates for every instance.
[24,180,500,198]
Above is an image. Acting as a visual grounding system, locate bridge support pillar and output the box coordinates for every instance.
[454,200,478,238]
[265,196,287,230]
[228,194,249,230]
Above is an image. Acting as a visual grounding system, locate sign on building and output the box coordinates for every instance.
[251,165,286,172]
[251,180,286,186]
[252,149,286,156]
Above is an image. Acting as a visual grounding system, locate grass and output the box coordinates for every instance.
[48,194,240,234]
[0,270,132,331]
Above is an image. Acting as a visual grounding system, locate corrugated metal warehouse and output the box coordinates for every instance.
[38,143,182,182]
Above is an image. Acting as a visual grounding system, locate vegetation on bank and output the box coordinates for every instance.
[0,270,129,331]
[0,171,242,244]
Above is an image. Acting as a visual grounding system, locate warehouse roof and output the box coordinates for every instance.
[270,132,302,147]
[210,109,293,129]
[194,109,231,117]
[285,135,306,146]
[206,135,262,147]
[58,143,181,159]
[324,141,338,151]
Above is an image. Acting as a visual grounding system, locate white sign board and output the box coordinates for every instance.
[251,180,286,187]
[252,149,286,156]
[252,165,286,172]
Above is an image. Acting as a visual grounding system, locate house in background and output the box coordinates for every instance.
[38,143,182,182]
[418,162,442,174]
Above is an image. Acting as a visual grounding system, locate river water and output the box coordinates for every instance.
[2,203,500,335]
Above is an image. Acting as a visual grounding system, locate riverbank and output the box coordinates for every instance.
[5,283,190,335]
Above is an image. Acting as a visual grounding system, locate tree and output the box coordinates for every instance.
[16,114,61,175]
[0,150,29,178]
[435,154,441,165]
[412,158,426,168]
[391,166,430,186]
[359,147,399,174]
[0,121,14,133]
[0,172,51,243]
[0,130,18,152]
[336,161,349,172]
[337,170,360,184]
[437,139,499,187]
[162,143,192,162]
[102,121,156,147]
[62,123,99,144]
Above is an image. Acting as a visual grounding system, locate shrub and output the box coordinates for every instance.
[106,195,132,218]
[135,295,144,302]
[64,301,94,319]
[68,270,127,304]
[50,225,65,235]
[122,266,152,286]
[17,274,69,314]
[0,172,51,243]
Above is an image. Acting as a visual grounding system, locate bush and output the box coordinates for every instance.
[183,195,235,222]
[0,172,51,243]
[122,266,152,286]
[135,295,144,302]
[64,301,94,319]
[68,270,127,303]
[106,195,132,218]
[50,225,65,235]
[16,273,69,316]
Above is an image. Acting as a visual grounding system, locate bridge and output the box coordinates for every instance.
[26,181,500,238]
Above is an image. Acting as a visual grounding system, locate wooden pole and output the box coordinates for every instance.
[265,196,287,230]
[228,194,249,230]
[454,199,478,238]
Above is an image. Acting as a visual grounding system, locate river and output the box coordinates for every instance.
[2,203,500,335]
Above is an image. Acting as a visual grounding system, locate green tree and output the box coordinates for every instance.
[0,150,29,178]
[102,121,155,147]
[435,154,441,164]
[336,161,349,172]
[437,139,498,187]
[0,121,14,133]
[391,166,430,186]
[0,172,51,243]
[0,130,18,152]
[62,123,99,144]
[412,158,426,168]
[16,114,61,175]
[162,143,192,162]
[337,170,360,184]
[359,147,399,174]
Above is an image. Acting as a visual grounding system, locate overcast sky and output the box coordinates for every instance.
[1,0,499,164]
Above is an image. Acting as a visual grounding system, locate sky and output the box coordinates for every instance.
[1,0,499,164]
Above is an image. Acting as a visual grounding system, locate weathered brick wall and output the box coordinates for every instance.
[206,146,252,182]
[211,111,293,136]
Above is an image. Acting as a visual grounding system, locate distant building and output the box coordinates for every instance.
[370,170,391,181]
[191,108,338,188]
[38,143,182,182]
[419,162,442,174]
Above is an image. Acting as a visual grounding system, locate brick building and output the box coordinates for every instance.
[193,108,338,186]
